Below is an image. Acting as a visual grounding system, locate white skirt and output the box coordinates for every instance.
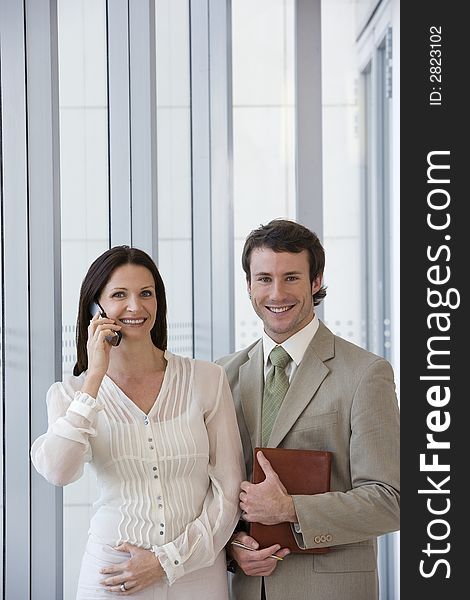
[76,539,230,600]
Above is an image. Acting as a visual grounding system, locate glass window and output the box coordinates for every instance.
[360,33,392,360]
[232,0,296,351]
[321,0,363,346]
[155,0,193,358]
[57,0,109,597]
[358,20,398,600]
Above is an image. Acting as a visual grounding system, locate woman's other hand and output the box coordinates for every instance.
[99,543,165,594]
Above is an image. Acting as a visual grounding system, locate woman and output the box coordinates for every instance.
[31,246,245,599]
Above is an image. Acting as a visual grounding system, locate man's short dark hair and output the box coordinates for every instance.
[242,218,327,306]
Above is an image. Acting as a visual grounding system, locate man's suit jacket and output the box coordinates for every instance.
[217,321,400,600]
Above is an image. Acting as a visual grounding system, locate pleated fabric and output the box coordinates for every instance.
[31,351,245,596]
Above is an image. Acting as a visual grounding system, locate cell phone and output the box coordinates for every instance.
[89,300,122,346]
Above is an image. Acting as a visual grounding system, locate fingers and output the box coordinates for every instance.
[230,534,290,577]
[235,543,285,577]
[240,453,280,499]
[90,309,101,320]
[99,545,164,594]
[231,536,280,562]
[99,564,135,594]
[256,450,276,478]
[234,533,259,550]
[100,564,126,576]
[87,320,122,363]
[240,507,251,521]
[98,574,137,595]
[240,480,252,493]
[257,544,282,560]
[89,319,122,340]
[276,547,291,559]
[239,495,251,520]
[118,581,138,595]
[88,310,120,331]
[120,580,138,595]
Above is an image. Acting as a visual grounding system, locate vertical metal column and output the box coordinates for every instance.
[128,0,158,259]
[295,0,323,319]
[191,0,234,360]
[295,0,323,231]
[25,0,64,597]
[0,0,63,597]
[107,0,132,246]
[0,2,31,597]
[107,0,158,259]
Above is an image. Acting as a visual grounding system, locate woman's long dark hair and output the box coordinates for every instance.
[73,246,167,376]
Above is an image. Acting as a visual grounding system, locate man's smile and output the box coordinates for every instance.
[266,305,295,314]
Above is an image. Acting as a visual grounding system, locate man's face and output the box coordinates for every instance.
[248,247,322,343]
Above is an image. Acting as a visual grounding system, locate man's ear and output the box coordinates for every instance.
[247,279,252,297]
[311,274,323,295]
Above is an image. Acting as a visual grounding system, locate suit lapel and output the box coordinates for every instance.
[268,321,335,447]
[239,340,264,451]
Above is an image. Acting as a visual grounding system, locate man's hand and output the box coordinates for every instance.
[228,532,290,576]
[239,450,297,525]
[99,543,165,594]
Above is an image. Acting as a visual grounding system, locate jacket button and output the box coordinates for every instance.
[314,535,321,544]
[326,534,332,542]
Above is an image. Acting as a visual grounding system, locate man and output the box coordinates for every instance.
[217,219,400,600]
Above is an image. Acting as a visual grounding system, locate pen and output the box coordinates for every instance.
[231,539,283,561]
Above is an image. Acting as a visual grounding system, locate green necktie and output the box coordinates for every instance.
[262,345,291,446]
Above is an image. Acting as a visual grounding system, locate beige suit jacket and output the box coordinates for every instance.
[217,321,400,600]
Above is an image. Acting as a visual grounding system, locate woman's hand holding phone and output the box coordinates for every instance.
[85,311,122,385]
[89,303,122,347]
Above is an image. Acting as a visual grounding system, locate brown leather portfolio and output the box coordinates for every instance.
[249,447,332,554]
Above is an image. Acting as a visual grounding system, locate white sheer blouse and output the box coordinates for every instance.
[31,351,245,585]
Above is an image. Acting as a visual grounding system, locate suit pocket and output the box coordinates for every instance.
[313,542,376,573]
[291,410,338,432]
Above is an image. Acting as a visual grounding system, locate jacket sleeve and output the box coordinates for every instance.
[152,366,246,584]
[292,358,400,549]
[30,380,103,486]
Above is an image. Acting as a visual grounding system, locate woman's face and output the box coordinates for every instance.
[98,264,157,342]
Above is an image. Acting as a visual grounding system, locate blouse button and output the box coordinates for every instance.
[149,445,154,450]
[174,560,179,565]
[153,466,157,471]
[160,531,164,535]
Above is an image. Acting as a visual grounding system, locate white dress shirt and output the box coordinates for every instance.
[262,314,319,382]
